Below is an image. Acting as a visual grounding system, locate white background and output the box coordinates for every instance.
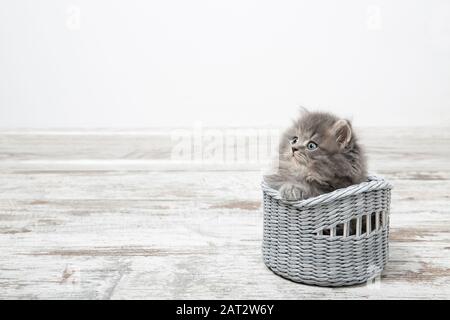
[0,0,449,128]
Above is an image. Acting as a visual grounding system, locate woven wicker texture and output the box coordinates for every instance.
[262,176,392,287]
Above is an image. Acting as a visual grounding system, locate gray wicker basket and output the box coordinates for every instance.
[262,176,392,287]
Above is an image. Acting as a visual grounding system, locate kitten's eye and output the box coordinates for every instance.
[289,137,298,145]
[306,141,318,150]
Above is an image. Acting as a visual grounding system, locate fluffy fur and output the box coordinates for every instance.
[265,110,367,200]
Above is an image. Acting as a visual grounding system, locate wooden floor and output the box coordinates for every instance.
[0,127,449,299]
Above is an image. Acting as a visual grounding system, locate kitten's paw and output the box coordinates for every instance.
[279,183,304,200]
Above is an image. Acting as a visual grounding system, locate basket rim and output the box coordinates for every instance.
[261,175,392,209]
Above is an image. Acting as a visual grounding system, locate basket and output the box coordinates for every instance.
[261,176,392,287]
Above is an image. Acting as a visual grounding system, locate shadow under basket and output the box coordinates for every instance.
[261,176,393,287]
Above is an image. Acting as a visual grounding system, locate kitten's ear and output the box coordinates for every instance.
[332,119,352,147]
[298,106,309,116]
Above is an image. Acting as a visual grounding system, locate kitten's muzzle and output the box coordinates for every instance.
[291,148,307,163]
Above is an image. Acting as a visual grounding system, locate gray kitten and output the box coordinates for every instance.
[265,110,367,200]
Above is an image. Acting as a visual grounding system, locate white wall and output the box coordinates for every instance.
[0,0,449,128]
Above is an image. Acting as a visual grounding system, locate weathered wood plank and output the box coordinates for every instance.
[0,127,449,173]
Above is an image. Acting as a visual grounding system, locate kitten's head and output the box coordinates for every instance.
[280,110,366,187]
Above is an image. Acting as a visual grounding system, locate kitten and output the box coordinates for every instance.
[265,110,367,201]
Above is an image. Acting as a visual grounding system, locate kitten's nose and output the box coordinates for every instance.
[291,146,298,153]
